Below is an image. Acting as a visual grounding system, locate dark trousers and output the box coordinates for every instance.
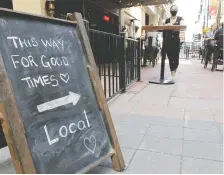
[186,50,189,59]
[164,39,180,72]
[205,44,214,61]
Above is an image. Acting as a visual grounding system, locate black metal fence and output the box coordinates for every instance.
[88,28,140,100]
[125,38,140,86]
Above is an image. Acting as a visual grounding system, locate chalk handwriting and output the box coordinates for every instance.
[60,73,70,83]
[11,54,69,69]
[21,74,59,88]
[44,110,91,146]
[84,135,96,154]
[0,19,7,26]
[41,39,64,50]
[7,36,64,50]
[7,36,38,48]
[11,55,38,69]
[41,55,69,69]
[37,91,80,113]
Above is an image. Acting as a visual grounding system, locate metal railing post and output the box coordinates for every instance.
[137,38,141,81]
[119,32,126,93]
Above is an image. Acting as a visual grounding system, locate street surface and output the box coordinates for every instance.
[0,59,223,174]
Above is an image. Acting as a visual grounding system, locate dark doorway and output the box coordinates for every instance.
[0,0,13,9]
[54,0,119,34]
[145,13,149,25]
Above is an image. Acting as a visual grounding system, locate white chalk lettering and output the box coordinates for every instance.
[41,55,69,69]
[41,39,64,50]
[7,36,19,48]
[59,126,68,138]
[31,37,38,47]
[19,38,29,48]
[21,57,30,67]
[30,78,35,87]
[11,55,39,69]
[41,55,52,69]
[27,55,38,67]
[44,125,59,145]
[51,57,57,66]
[33,76,45,87]
[11,55,20,69]
[42,75,51,85]
[69,123,77,133]
[50,75,59,87]
[78,121,86,130]
[21,77,32,88]
[84,110,90,127]
[57,40,64,50]
[41,39,52,48]
[52,40,60,50]
[27,40,32,47]
[21,75,60,88]
[62,57,69,66]
[7,36,39,49]
[44,110,91,146]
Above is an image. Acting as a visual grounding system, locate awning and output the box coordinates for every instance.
[90,0,174,9]
[113,0,174,8]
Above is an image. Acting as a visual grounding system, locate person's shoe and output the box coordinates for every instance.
[163,77,175,84]
[167,76,173,80]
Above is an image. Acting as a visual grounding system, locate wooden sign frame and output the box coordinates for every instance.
[0,8,125,174]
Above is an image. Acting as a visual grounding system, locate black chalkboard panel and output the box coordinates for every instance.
[0,11,112,173]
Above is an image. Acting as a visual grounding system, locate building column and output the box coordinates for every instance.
[13,0,48,16]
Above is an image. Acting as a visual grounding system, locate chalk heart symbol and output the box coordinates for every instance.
[60,73,70,83]
[84,135,96,154]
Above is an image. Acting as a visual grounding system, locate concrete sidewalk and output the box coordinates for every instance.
[89,59,223,174]
[0,59,223,174]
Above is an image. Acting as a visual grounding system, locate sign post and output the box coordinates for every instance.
[0,9,124,174]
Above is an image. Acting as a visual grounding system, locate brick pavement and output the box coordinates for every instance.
[0,59,223,174]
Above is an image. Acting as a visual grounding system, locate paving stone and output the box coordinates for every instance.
[0,147,11,164]
[129,105,184,119]
[114,121,150,134]
[184,128,222,143]
[0,147,15,174]
[185,120,219,131]
[112,114,184,127]
[185,111,214,121]
[88,166,123,174]
[183,141,223,161]
[169,97,223,111]
[0,161,15,174]
[128,150,181,174]
[147,125,184,139]
[213,113,224,123]
[181,157,223,174]
[111,113,150,124]
[146,116,184,127]
[139,135,183,156]
[216,123,224,138]
[117,133,144,149]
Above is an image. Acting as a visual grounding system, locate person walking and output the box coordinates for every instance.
[185,45,190,59]
[163,5,184,83]
[204,23,217,66]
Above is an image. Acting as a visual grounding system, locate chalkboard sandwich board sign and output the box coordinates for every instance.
[0,8,125,174]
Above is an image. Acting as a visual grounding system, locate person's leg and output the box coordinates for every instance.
[165,49,177,82]
[206,45,213,63]
[167,51,175,72]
